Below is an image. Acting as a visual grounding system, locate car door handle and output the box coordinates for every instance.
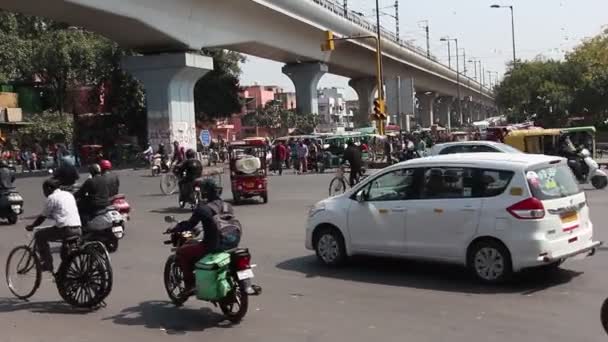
[461,208,476,212]
[392,208,407,212]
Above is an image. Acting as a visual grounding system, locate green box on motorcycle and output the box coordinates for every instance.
[195,252,232,301]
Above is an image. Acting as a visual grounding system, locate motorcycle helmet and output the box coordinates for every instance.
[200,179,220,201]
[0,159,8,168]
[186,148,196,159]
[99,159,112,172]
[42,178,60,197]
[89,163,101,177]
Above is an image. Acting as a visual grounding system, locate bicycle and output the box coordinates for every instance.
[328,165,367,197]
[5,228,113,309]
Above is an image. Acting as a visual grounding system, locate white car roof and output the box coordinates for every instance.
[433,141,505,148]
[391,153,564,171]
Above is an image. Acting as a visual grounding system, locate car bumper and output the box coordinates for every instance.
[305,220,315,250]
[541,240,602,263]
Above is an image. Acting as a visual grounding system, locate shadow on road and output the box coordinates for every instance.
[277,255,583,295]
[0,298,95,315]
[103,300,227,334]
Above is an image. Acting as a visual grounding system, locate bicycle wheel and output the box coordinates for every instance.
[57,249,112,309]
[328,177,347,197]
[160,174,178,195]
[82,242,113,299]
[5,245,42,300]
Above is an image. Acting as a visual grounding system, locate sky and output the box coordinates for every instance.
[239,0,608,100]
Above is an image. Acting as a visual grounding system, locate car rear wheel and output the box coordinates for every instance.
[592,175,608,189]
[314,228,346,266]
[468,240,512,284]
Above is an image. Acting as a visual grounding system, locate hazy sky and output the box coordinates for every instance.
[240,0,607,100]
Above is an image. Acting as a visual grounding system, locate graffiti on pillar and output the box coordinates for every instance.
[148,118,197,150]
[148,118,171,148]
[171,121,197,151]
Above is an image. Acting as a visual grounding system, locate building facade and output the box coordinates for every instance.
[317,87,354,133]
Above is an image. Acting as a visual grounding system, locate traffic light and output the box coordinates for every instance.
[373,98,386,121]
[321,31,335,52]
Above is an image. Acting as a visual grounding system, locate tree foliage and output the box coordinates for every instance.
[495,29,608,127]
[243,100,319,136]
[19,111,74,143]
[194,49,246,120]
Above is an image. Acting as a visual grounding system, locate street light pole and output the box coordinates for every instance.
[441,37,452,68]
[394,0,400,44]
[343,0,348,16]
[491,4,517,66]
[441,37,461,125]
[418,20,430,59]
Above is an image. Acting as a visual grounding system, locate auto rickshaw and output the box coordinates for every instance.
[229,139,268,204]
[560,126,597,158]
[503,129,562,155]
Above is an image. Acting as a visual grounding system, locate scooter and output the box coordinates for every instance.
[83,207,125,253]
[111,194,131,223]
[568,148,608,189]
[0,190,23,224]
[162,216,261,323]
[208,149,219,167]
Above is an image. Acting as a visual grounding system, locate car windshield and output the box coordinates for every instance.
[526,164,581,200]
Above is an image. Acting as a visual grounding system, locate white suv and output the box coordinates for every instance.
[306,153,601,284]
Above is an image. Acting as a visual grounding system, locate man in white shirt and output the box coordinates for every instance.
[26,178,82,272]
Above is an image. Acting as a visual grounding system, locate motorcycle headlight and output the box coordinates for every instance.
[308,202,326,217]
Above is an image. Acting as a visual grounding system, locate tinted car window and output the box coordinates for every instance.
[470,145,500,153]
[365,169,418,201]
[422,167,475,199]
[479,170,514,197]
[439,145,466,155]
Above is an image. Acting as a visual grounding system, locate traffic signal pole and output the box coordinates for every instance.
[322,31,386,135]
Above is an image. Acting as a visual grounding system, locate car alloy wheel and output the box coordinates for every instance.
[474,247,505,281]
[317,234,339,264]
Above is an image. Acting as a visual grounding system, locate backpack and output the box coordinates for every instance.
[207,200,242,250]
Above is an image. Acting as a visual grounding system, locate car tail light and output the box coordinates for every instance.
[235,255,251,271]
[507,197,545,219]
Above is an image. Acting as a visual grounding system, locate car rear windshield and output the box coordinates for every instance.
[526,164,581,200]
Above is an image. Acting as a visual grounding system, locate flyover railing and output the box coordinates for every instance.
[309,0,492,94]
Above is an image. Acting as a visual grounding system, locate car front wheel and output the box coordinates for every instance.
[468,240,512,284]
[314,228,346,266]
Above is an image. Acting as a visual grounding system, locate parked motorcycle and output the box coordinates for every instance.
[162,216,261,323]
[0,190,23,224]
[83,207,125,253]
[568,148,608,189]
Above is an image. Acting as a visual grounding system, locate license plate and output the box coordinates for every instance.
[245,182,254,188]
[561,211,578,223]
[237,269,254,280]
[112,226,124,233]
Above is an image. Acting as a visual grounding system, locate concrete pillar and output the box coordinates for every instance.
[417,92,437,128]
[282,62,328,115]
[122,53,213,151]
[437,96,453,129]
[386,76,415,131]
[349,77,377,126]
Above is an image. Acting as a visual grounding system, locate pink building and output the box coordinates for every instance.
[242,85,283,112]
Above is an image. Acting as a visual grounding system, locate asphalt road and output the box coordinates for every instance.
[1,168,608,342]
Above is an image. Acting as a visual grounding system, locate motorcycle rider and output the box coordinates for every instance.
[177,149,203,204]
[174,179,223,297]
[559,135,583,178]
[0,159,15,191]
[75,164,110,224]
[100,160,120,197]
[26,178,81,272]
[52,157,80,188]
[172,141,185,165]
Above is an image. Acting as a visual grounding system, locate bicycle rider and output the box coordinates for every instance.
[342,140,363,187]
[26,178,82,272]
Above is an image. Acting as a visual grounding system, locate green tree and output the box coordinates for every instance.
[194,49,246,120]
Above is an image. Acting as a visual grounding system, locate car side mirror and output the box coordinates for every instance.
[355,190,368,203]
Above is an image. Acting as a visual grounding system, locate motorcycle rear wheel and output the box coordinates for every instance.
[219,278,249,323]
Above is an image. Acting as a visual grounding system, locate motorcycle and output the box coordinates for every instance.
[111,194,131,223]
[151,154,163,176]
[567,148,608,189]
[219,147,228,163]
[208,149,219,167]
[0,190,23,224]
[161,216,261,323]
[83,207,125,253]
[178,179,203,209]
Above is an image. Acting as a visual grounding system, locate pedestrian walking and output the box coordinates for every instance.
[296,141,308,174]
